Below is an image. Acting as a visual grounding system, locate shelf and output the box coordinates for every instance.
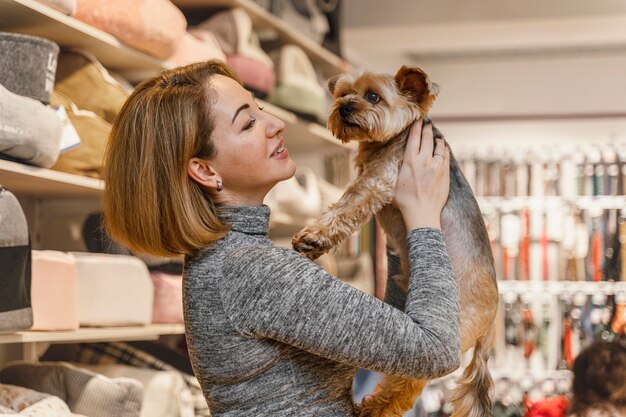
[477,195,626,210]
[497,279,626,297]
[0,160,102,198]
[172,0,352,76]
[0,0,171,82]
[0,324,185,345]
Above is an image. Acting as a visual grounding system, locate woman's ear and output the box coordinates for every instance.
[188,158,221,191]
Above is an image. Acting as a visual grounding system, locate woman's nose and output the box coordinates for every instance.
[266,113,286,138]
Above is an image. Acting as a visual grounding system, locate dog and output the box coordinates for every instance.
[291,66,499,417]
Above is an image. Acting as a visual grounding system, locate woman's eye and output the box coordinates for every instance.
[243,118,256,131]
[365,91,380,104]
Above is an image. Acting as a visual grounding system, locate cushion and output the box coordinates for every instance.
[34,0,76,15]
[0,383,83,416]
[74,342,209,417]
[198,8,275,96]
[268,44,327,120]
[0,33,59,104]
[71,253,153,326]
[150,272,183,324]
[0,362,142,417]
[76,364,193,417]
[167,31,226,67]
[73,0,187,60]
[226,55,275,97]
[0,188,32,334]
[0,83,63,169]
[50,91,110,179]
[54,50,130,124]
[31,251,79,331]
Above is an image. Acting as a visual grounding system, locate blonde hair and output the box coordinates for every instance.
[103,60,241,257]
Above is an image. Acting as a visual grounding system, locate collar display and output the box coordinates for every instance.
[218,204,270,235]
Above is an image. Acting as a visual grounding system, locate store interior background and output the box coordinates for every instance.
[1,0,625,414]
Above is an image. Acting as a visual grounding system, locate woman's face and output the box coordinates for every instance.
[208,75,296,203]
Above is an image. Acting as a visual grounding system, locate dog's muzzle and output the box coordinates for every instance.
[339,103,354,118]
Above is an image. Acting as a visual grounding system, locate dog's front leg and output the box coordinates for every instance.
[292,166,396,260]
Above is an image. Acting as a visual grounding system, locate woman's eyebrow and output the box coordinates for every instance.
[232,103,250,124]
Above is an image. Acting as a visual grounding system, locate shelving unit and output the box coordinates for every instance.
[0,0,356,366]
[0,0,172,82]
[172,0,352,76]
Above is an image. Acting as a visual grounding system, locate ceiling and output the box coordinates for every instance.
[341,0,626,72]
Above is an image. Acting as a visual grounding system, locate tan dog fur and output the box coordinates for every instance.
[292,66,499,417]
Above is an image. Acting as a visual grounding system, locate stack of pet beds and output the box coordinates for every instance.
[10,340,208,417]
[0,33,62,169]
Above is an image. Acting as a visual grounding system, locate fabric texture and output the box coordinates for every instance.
[0,83,62,168]
[30,251,79,331]
[73,0,186,60]
[198,8,275,96]
[75,342,209,417]
[0,383,83,416]
[49,91,110,178]
[183,204,460,416]
[71,252,153,326]
[0,362,143,417]
[268,44,327,120]
[0,32,59,104]
[54,50,129,125]
[168,31,226,67]
[77,364,194,417]
[0,188,32,333]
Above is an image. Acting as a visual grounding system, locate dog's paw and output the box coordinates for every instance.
[292,225,333,260]
[359,395,402,417]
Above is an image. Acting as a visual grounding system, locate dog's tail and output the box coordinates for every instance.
[449,323,496,417]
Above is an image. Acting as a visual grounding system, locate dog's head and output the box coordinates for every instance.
[327,66,439,143]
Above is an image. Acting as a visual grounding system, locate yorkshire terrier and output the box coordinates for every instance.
[292,66,499,417]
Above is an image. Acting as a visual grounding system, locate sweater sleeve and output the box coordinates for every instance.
[221,228,461,380]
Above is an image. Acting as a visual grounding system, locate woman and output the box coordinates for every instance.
[103,60,460,416]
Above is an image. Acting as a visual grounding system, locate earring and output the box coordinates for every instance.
[216,180,223,192]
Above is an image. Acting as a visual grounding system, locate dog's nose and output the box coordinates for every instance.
[339,103,354,118]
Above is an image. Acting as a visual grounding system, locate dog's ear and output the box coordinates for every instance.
[327,74,342,95]
[394,66,439,111]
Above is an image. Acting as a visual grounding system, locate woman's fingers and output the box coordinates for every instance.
[404,119,423,161]
[418,120,434,158]
[433,138,447,163]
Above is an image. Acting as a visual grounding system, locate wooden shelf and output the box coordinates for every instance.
[172,0,351,76]
[0,0,171,82]
[0,324,185,345]
[0,160,102,198]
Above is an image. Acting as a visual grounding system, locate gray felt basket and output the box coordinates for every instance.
[0,32,59,104]
[0,187,33,333]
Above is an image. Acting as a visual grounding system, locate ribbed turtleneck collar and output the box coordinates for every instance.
[217,204,270,235]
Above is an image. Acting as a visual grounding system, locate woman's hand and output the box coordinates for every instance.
[392,119,450,231]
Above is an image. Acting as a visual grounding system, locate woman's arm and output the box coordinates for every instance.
[220,228,460,380]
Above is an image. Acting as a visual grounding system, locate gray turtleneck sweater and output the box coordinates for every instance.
[183,205,460,417]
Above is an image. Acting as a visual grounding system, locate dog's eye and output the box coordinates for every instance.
[365,91,380,104]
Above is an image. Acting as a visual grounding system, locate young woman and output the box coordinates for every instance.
[103,60,460,417]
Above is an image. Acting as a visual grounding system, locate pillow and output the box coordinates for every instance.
[0,83,63,169]
[0,32,59,104]
[0,382,87,416]
[0,362,143,417]
[76,364,194,417]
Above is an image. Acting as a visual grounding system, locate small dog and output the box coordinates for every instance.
[292,66,499,417]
